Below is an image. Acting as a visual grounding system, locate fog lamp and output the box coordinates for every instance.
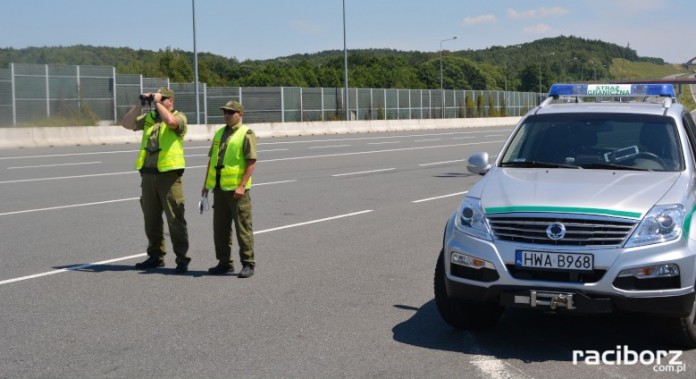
[451,252,495,270]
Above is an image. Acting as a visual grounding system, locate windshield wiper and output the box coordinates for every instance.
[500,161,580,169]
[580,162,650,171]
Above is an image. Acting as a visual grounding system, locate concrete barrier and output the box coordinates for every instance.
[0,117,522,149]
[0,128,37,149]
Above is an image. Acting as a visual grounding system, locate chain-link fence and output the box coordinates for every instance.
[0,63,541,126]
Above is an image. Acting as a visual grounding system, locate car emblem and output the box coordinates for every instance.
[546,222,566,240]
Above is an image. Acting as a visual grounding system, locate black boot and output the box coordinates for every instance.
[135,256,164,269]
[208,263,233,275]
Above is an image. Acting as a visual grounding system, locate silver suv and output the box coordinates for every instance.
[435,83,696,347]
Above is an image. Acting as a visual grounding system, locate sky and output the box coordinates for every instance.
[1,0,694,64]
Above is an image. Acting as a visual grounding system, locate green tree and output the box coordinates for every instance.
[158,48,193,82]
[465,94,476,118]
[476,94,485,116]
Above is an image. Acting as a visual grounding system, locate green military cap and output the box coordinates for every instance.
[157,87,175,98]
[220,100,244,113]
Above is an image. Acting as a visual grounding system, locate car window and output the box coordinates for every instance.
[500,113,683,171]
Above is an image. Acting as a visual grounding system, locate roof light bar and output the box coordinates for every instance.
[548,84,675,98]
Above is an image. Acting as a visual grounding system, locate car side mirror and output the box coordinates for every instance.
[467,152,491,175]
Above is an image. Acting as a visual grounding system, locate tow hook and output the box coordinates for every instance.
[515,291,576,310]
[549,294,572,310]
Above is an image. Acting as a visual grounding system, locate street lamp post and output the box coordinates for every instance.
[589,61,607,81]
[538,52,555,95]
[343,0,349,121]
[192,0,200,124]
[439,36,457,118]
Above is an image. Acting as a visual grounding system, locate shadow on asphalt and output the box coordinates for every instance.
[54,264,209,277]
[433,172,472,178]
[392,299,686,362]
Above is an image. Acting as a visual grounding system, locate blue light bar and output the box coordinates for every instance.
[548,83,675,98]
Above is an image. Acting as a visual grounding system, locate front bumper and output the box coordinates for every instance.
[445,279,695,316]
[442,215,696,317]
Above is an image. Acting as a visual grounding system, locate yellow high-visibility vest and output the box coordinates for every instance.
[134,111,186,171]
[205,124,252,190]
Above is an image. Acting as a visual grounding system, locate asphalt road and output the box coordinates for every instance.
[1,126,695,378]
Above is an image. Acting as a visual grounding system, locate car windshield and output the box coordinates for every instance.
[499,113,683,171]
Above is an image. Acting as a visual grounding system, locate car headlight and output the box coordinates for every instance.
[625,204,684,247]
[454,197,493,241]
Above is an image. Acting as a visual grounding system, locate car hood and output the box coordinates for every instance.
[473,168,682,219]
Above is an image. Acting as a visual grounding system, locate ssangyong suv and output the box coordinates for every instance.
[435,83,696,347]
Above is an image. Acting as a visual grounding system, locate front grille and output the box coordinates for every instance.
[488,214,638,247]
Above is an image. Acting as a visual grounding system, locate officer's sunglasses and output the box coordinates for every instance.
[223,110,238,115]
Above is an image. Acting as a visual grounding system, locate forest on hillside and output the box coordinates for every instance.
[0,35,680,93]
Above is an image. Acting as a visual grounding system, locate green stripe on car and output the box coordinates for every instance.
[485,206,642,219]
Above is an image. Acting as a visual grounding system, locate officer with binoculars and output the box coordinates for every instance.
[121,87,192,274]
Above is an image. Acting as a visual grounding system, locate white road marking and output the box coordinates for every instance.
[0,254,148,286]
[257,130,495,145]
[0,197,139,217]
[309,144,351,149]
[0,149,139,160]
[418,159,467,167]
[7,161,102,169]
[0,209,374,286]
[463,333,531,379]
[332,168,395,177]
[367,141,400,145]
[0,140,505,184]
[0,129,510,160]
[252,179,297,186]
[261,141,504,163]
[470,359,518,379]
[255,210,373,234]
[0,170,136,184]
[412,191,468,203]
[0,180,295,217]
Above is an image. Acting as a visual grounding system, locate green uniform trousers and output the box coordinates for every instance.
[140,171,190,264]
[213,188,255,267]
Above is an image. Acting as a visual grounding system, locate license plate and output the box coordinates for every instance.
[515,250,594,271]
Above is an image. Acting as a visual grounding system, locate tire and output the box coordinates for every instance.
[434,249,502,330]
[664,299,696,348]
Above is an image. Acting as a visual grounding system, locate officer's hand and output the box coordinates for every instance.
[201,187,209,197]
[233,186,245,199]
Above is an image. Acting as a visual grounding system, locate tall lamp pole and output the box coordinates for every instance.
[440,36,457,118]
[343,0,349,121]
[538,52,555,95]
[192,0,200,124]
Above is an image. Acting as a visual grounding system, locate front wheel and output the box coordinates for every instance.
[434,249,502,330]
[663,299,696,348]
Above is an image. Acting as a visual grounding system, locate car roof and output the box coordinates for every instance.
[534,101,682,117]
